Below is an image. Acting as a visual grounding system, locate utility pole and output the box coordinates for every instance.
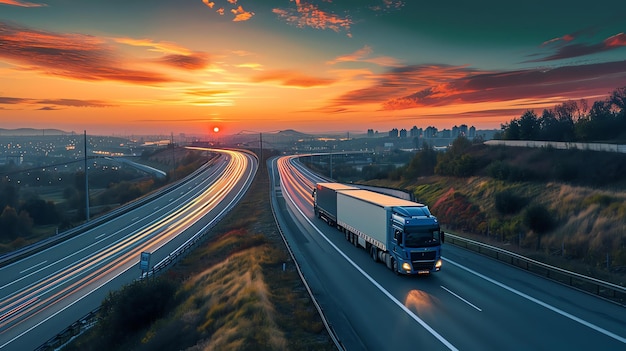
[171,132,175,168]
[259,132,263,167]
[329,153,333,179]
[84,130,90,221]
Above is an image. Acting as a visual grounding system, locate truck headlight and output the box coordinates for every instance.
[435,259,443,269]
[402,262,411,271]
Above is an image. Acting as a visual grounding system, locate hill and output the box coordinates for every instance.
[0,128,71,136]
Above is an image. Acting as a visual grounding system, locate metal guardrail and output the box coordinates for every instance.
[445,233,626,306]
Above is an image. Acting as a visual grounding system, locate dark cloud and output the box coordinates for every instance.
[328,60,626,112]
[533,33,626,62]
[0,95,114,108]
[0,96,29,104]
[384,61,626,110]
[0,21,175,84]
[36,99,113,107]
[159,53,209,70]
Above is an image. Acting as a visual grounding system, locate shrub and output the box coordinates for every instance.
[494,190,527,215]
[95,278,179,349]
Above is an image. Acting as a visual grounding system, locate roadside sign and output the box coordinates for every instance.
[140,251,151,271]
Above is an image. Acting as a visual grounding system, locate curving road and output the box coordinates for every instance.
[271,154,626,350]
[0,148,257,351]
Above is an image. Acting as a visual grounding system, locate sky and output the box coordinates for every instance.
[1,0,625,136]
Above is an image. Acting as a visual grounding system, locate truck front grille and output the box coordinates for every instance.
[412,261,435,270]
[410,251,436,261]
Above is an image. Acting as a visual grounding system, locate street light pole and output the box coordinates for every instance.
[259,132,263,167]
[84,130,90,221]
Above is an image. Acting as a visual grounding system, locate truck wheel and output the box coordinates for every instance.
[345,231,350,241]
[352,234,358,247]
[391,259,399,275]
[370,246,378,262]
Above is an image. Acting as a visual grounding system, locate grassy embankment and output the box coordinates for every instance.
[65,154,335,351]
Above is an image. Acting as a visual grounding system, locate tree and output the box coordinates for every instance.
[552,101,577,141]
[523,204,555,250]
[501,119,521,140]
[0,183,18,210]
[609,86,626,116]
[538,109,559,141]
[0,206,19,241]
[518,110,540,140]
[404,142,437,178]
[20,198,60,225]
[435,136,477,177]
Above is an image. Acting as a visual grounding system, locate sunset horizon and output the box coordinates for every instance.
[1,0,625,136]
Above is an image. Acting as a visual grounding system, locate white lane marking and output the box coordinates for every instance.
[444,258,626,344]
[281,179,458,351]
[95,232,108,239]
[19,261,47,274]
[440,285,482,311]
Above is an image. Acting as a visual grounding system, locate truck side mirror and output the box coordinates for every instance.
[441,231,445,243]
[394,230,402,245]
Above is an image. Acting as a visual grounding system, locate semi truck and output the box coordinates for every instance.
[312,182,358,226]
[313,182,443,275]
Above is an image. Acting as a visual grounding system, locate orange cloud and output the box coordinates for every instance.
[185,89,231,97]
[0,0,46,7]
[231,5,254,21]
[202,0,214,8]
[251,70,335,87]
[327,45,401,67]
[273,1,353,36]
[114,37,192,55]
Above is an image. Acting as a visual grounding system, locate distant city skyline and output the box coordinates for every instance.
[1,1,625,135]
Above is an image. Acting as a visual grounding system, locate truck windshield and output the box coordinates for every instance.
[404,229,440,248]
